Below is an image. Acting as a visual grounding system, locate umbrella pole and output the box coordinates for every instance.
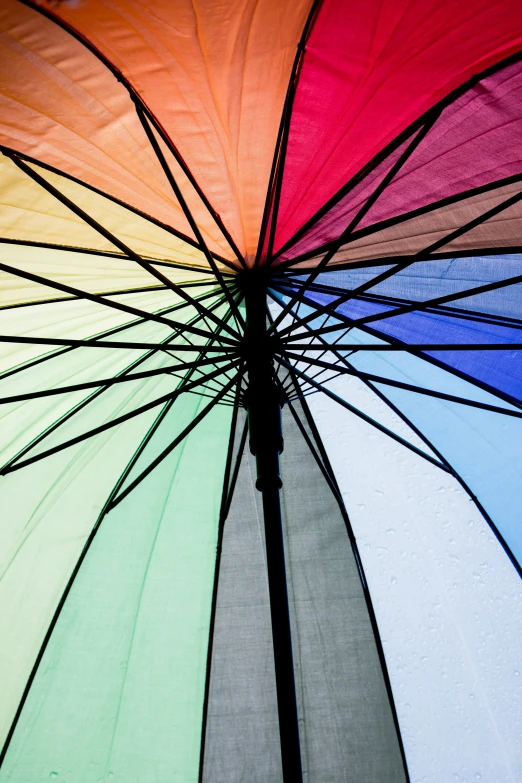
[244,279,303,782]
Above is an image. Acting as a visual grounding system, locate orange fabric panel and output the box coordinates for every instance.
[38,0,313,260]
[0,0,234,261]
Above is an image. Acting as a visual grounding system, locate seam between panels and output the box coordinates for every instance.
[0,396,178,770]
[295,387,412,783]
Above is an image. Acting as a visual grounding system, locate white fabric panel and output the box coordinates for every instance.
[307,376,522,783]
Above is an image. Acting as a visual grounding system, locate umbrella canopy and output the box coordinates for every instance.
[1,1,522,781]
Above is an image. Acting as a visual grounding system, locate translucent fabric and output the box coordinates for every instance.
[0,400,232,782]
[278,59,522,261]
[308,380,522,782]
[275,0,522,251]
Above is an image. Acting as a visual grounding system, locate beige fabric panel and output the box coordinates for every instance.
[290,181,522,269]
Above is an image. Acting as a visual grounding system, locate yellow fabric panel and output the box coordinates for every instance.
[0,155,216,270]
[0,243,211,307]
[0,156,113,253]
[0,0,233,260]
[40,0,313,258]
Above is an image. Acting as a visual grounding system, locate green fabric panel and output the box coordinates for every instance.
[0,401,232,782]
[0,407,161,750]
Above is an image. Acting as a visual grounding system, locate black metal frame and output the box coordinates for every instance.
[2,5,522,780]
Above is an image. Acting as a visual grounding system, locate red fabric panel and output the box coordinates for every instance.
[277,58,522,264]
[275,0,522,253]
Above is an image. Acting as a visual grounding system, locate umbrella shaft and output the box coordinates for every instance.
[244,279,303,782]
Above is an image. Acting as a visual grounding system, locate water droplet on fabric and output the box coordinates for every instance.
[514,670,520,676]
[391,576,397,584]
[49,775,58,780]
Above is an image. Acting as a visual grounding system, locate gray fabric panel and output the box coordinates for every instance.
[201,409,283,782]
[280,401,407,783]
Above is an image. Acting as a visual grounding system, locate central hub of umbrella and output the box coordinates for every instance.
[236,267,284,491]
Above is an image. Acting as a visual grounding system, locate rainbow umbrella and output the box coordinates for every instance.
[1,1,522,781]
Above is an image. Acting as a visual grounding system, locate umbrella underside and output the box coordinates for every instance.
[0,0,522,781]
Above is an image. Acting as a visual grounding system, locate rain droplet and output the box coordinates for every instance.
[514,670,520,677]
[49,775,58,780]
[475,774,482,780]
[386,528,395,535]
[469,693,475,699]
[391,576,397,585]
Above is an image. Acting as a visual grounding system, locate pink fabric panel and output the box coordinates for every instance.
[276,130,419,263]
[359,59,522,229]
[275,0,522,254]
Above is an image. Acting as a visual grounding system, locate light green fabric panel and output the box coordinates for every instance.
[0,401,232,782]
[0,407,162,750]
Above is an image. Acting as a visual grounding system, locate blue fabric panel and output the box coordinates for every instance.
[369,381,522,570]
[307,255,522,320]
[298,288,522,402]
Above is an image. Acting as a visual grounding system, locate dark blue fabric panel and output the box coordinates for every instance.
[305,255,522,322]
[298,289,522,402]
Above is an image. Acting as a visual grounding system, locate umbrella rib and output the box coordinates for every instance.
[135,108,245,269]
[0,295,235,387]
[281,275,522,337]
[282,301,522,345]
[131,105,246,272]
[0,258,235,346]
[0,328,198,473]
[275,186,522,340]
[0,236,236,279]
[267,108,443,331]
[1,359,241,474]
[276,172,522,269]
[0,354,236,406]
[198,381,246,782]
[7,154,241,342]
[0,144,236,269]
[257,0,323,268]
[283,350,522,419]
[273,289,522,411]
[279,359,448,471]
[348,267,522,328]
[108,371,241,510]
[286,342,522,351]
[135,106,246,330]
[277,277,522,332]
